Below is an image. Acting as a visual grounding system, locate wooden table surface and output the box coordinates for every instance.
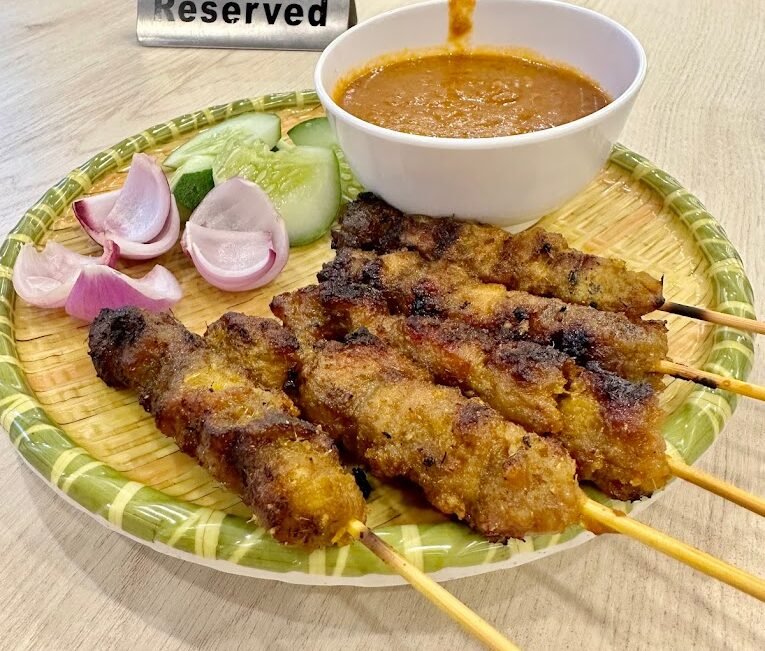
[0,1,762,649]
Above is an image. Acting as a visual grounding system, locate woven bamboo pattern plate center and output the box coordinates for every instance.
[0,92,755,585]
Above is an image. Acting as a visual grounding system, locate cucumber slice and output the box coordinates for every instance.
[287,117,336,148]
[164,113,282,169]
[288,117,364,202]
[213,142,341,247]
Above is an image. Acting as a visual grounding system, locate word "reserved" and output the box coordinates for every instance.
[154,0,329,27]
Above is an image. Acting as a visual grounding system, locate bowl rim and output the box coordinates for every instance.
[314,0,647,150]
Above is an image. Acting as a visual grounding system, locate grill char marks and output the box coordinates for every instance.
[558,365,669,499]
[88,307,366,549]
[310,279,567,434]
[332,193,665,316]
[271,287,583,541]
[321,249,668,382]
[88,307,203,397]
[318,247,376,284]
[300,279,670,500]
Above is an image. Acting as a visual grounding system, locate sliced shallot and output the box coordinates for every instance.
[98,153,169,242]
[181,178,288,292]
[12,240,119,309]
[73,164,180,260]
[182,224,279,292]
[107,197,181,260]
[64,264,182,322]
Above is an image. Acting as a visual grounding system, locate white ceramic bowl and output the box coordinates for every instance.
[315,0,646,229]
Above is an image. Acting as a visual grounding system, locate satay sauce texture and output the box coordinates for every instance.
[334,48,611,139]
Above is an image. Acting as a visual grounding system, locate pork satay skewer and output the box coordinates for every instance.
[278,281,670,501]
[88,306,366,548]
[299,280,764,516]
[335,193,764,335]
[322,249,765,402]
[322,249,668,381]
[90,308,518,651]
[264,292,765,600]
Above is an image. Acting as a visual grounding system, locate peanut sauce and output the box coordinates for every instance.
[448,0,476,45]
[334,49,611,139]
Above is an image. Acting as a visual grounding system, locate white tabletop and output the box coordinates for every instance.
[0,1,763,649]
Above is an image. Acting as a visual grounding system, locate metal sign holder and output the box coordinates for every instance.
[137,0,357,51]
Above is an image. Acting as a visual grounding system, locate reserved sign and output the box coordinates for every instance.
[137,0,357,50]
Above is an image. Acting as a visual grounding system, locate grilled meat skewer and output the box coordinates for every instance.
[292,280,670,501]
[88,307,366,549]
[268,288,583,541]
[333,193,665,317]
[320,249,668,382]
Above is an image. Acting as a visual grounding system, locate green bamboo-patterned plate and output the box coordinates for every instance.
[0,91,755,585]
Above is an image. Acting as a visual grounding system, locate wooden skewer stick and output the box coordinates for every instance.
[656,360,765,401]
[348,520,519,651]
[667,457,765,517]
[581,499,765,601]
[662,302,765,336]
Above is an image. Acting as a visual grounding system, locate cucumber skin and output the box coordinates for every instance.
[334,147,364,203]
[164,113,282,169]
[172,168,215,220]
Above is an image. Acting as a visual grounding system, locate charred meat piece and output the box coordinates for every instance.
[320,249,668,383]
[271,288,583,541]
[291,281,670,501]
[333,193,665,317]
[88,307,366,549]
[299,280,567,434]
[557,365,669,500]
[204,311,301,392]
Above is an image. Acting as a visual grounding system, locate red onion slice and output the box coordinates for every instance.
[181,178,289,292]
[73,154,171,244]
[12,241,119,309]
[74,191,180,261]
[183,224,281,292]
[105,197,181,260]
[64,264,182,322]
